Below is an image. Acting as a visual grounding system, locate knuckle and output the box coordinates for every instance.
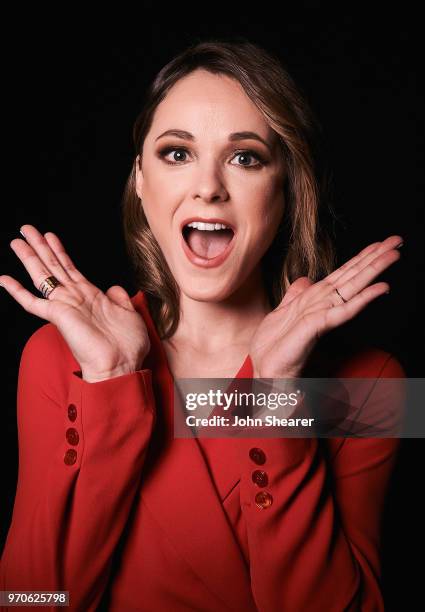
[345,278,356,292]
[34,234,47,245]
[348,261,359,275]
[34,275,46,289]
[324,278,337,290]
[63,261,76,272]
[46,257,60,268]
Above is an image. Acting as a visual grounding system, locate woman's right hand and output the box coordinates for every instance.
[0,224,151,382]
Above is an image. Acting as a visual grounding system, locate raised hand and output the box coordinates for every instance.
[249,235,403,379]
[0,225,151,382]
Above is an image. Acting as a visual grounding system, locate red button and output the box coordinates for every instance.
[255,491,273,509]
[249,447,266,465]
[66,428,79,445]
[68,404,77,421]
[64,448,77,465]
[252,470,268,487]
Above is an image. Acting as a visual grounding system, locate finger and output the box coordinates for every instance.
[327,235,402,287]
[43,231,88,283]
[299,235,402,308]
[0,275,52,319]
[325,241,381,284]
[331,247,400,302]
[20,224,75,285]
[314,282,390,337]
[9,238,70,298]
[302,246,400,312]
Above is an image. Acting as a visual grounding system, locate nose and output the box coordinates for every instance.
[190,160,229,204]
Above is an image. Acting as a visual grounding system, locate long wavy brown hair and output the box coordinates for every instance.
[121,37,338,340]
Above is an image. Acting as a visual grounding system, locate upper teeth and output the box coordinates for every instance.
[186,221,231,231]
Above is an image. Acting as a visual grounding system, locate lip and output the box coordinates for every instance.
[180,223,237,269]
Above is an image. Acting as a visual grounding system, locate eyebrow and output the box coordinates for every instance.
[155,129,274,154]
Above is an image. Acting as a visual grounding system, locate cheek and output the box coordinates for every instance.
[139,175,172,237]
[266,175,286,224]
[250,185,285,240]
[140,201,176,266]
[140,164,182,217]
[144,208,166,244]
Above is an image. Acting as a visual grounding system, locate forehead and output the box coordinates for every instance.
[149,69,275,141]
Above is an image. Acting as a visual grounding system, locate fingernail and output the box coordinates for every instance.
[20,228,26,238]
[396,241,404,249]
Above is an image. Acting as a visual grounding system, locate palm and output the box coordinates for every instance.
[249,235,403,378]
[0,225,151,380]
[45,283,150,375]
[250,295,319,378]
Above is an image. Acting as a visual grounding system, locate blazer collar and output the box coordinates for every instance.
[131,291,257,612]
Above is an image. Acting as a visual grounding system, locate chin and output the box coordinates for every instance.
[178,276,240,303]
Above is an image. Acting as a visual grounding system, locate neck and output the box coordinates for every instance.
[168,266,271,354]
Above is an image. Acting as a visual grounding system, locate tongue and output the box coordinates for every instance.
[186,228,233,259]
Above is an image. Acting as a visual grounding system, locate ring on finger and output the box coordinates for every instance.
[334,287,348,304]
[39,275,63,299]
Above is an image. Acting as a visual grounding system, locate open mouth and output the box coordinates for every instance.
[182,223,235,260]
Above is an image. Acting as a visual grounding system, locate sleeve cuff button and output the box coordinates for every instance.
[66,428,79,445]
[67,404,77,421]
[64,448,77,465]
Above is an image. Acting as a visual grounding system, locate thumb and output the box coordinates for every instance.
[105,285,135,311]
[278,276,314,309]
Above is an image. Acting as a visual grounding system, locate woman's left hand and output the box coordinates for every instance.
[249,235,403,378]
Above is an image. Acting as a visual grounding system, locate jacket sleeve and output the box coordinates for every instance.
[0,323,156,611]
[239,353,406,612]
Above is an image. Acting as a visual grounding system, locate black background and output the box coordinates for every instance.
[1,6,423,610]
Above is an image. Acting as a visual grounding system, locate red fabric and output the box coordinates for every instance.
[0,290,406,611]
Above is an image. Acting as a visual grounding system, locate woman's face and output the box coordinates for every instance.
[136,68,286,302]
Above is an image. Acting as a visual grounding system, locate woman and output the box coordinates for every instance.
[0,40,405,611]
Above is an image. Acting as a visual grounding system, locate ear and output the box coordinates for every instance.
[135,154,143,199]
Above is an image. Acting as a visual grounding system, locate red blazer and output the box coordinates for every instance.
[0,290,406,612]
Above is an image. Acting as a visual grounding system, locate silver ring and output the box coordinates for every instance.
[39,276,62,299]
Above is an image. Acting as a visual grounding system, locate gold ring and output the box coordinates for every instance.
[39,275,62,299]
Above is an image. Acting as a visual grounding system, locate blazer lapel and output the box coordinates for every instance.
[132,291,257,612]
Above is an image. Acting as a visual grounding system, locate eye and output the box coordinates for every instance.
[157,146,266,169]
[159,147,190,164]
[230,150,265,169]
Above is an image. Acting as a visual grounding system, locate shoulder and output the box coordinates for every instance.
[130,289,151,325]
[303,332,406,379]
[21,322,74,367]
[309,342,407,464]
[19,323,79,407]
[130,288,146,311]
[329,347,406,378]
